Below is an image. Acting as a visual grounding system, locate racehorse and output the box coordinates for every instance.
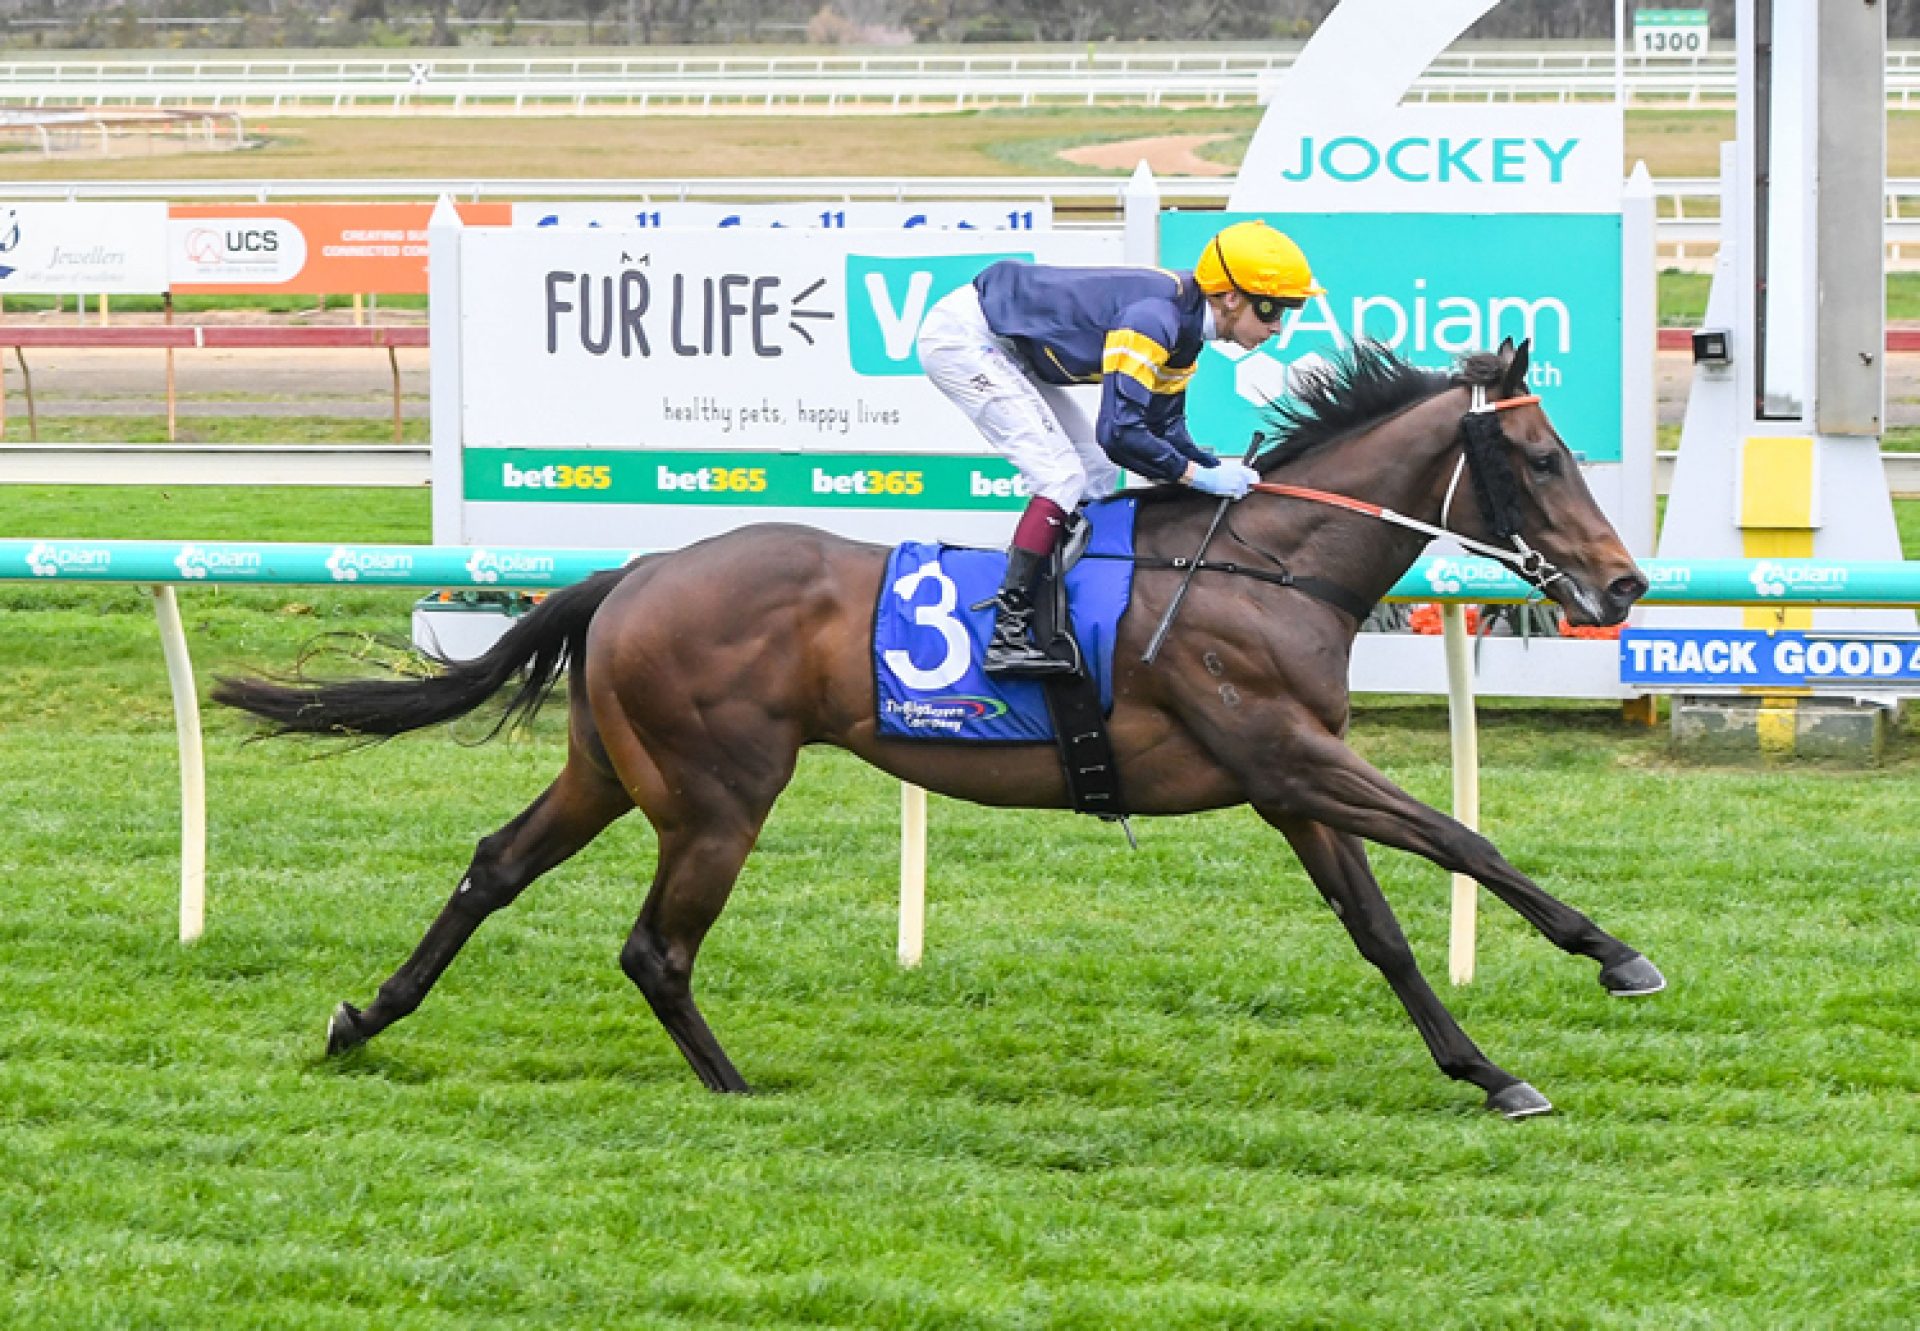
[215,339,1663,1119]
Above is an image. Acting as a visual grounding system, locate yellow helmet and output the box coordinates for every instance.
[1194,221,1325,312]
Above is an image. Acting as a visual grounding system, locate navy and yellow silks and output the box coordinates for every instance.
[972,261,1214,484]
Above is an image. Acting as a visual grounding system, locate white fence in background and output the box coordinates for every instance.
[8,175,1920,267]
[0,45,1918,111]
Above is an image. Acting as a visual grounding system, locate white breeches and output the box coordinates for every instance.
[917,284,1117,512]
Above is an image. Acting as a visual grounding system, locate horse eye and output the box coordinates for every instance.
[1528,451,1560,477]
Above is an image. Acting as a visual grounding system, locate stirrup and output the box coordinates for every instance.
[990,645,1082,679]
[985,642,1077,677]
[985,604,1075,677]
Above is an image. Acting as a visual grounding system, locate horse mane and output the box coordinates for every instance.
[1252,342,1507,474]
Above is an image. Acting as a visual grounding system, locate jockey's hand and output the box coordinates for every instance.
[1186,460,1259,500]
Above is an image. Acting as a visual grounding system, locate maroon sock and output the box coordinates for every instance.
[1010,496,1069,557]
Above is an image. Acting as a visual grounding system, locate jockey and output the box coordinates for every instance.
[917,219,1324,676]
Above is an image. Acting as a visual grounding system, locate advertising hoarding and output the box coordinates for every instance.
[440,224,1123,548]
[0,202,168,295]
[170,202,510,295]
[512,202,1051,232]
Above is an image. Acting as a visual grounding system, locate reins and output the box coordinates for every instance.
[1120,381,1565,656]
[1249,386,1566,591]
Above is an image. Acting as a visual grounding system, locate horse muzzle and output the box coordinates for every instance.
[1558,568,1647,628]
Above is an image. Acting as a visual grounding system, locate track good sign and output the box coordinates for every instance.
[438,223,1122,548]
[1621,629,1920,687]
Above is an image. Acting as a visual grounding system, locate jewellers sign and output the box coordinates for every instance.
[0,202,167,294]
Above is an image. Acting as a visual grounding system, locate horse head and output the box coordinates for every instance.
[1447,339,1648,627]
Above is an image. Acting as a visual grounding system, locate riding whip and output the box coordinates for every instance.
[1141,431,1264,665]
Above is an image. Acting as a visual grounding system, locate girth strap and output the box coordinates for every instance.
[1029,548,1129,827]
[1084,552,1375,623]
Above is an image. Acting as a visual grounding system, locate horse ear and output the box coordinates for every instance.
[1502,339,1532,396]
[1497,336,1516,356]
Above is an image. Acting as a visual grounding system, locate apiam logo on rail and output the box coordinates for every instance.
[26,542,110,577]
[466,549,556,584]
[174,545,263,580]
[1749,561,1848,598]
[326,547,416,582]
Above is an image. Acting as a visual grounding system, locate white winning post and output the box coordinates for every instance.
[152,586,206,943]
[1442,604,1480,984]
[898,784,928,966]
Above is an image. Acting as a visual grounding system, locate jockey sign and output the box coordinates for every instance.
[1203,0,1632,488]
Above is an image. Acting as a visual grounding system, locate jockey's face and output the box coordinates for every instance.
[1210,291,1292,351]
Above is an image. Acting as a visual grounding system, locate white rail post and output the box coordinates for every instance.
[153,586,207,943]
[427,194,465,544]
[1122,159,1159,264]
[1442,602,1480,984]
[898,783,927,967]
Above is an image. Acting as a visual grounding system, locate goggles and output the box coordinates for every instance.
[1245,292,1306,324]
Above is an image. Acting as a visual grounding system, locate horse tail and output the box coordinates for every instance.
[211,564,633,740]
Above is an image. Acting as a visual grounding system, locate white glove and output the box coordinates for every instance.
[1188,460,1259,500]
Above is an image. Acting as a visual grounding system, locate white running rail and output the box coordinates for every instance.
[0,45,1917,112]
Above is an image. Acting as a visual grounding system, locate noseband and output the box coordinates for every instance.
[1252,383,1566,593]
[1443,385,1565,591]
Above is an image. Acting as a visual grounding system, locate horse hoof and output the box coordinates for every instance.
[1599,953,1667,997]
[1487,1082,1553,1119]
[325,1002,369,1056]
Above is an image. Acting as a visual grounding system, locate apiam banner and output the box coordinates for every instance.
[1216,1,1625,466]
[0,202,168,294]
[170,202,509,295]
[447,224,1122,548]
[1162,209,1623,465]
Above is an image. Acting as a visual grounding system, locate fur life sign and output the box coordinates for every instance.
[455,226,1117,451]
[437,222,1121,549]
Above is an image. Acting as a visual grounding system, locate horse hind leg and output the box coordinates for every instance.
[615,744,800,1095]
[325,753,633,1055]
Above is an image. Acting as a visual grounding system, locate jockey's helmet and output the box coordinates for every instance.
[1195,221,1324,322]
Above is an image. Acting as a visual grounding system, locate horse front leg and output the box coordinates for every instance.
[1265,813,1550,1118]
[1263,727,1664,997]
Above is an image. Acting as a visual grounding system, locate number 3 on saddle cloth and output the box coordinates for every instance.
[873,497,1138,821]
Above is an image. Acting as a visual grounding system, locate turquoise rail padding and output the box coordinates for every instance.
[0,540,632,588]
[3,539,1920,606]
[1383,556,1920,605]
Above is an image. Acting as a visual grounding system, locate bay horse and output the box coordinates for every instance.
[215,339,1663,1118]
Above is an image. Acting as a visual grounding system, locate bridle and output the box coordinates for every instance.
[1249,383,1567,593]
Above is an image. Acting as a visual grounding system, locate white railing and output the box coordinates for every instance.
[10,45,1920,111]
[6,174,1920,264]
[6,173,1920,206]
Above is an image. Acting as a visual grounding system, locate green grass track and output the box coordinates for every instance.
[1,487,1917,1328]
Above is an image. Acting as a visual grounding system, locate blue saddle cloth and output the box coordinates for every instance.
[874,497,1138,743]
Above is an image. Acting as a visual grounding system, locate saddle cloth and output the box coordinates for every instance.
[873,497,1138,743]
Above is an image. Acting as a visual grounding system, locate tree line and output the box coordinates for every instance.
[4,1,1917,51]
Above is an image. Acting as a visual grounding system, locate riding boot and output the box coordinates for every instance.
[985,547,1075,677]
